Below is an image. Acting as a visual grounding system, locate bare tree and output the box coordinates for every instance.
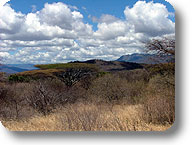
[145,37,175,56]
[55,68,94,88]
[26,79,68,116]
[145,37,175,87]
[144,36,175,64]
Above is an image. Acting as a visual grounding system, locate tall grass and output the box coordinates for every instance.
[2,103,171,131]
[141,74,175,125]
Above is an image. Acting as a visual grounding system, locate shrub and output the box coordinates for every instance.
[25,78,87,116]
[88,74,145,104]
[8,74,30,82]
[141,74,175,125]
[117,69,150,83]
[0,83,35,120]
[54,67,96,88]
[25,79,67,116]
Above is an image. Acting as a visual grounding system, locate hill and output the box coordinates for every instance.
[0,65,29,74]
[8,60,144,82]
[117,53,174,64]
[75,59,143,72]
[0,64,38,74]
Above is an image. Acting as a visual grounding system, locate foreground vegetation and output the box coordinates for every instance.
[0,61,175,131]
[2,103,171,131]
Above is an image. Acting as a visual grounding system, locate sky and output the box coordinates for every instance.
[0,0,175,64]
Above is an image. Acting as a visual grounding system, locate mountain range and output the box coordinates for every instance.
[0,64,38,74]
[0,53,174,74]
[117,53,174,64]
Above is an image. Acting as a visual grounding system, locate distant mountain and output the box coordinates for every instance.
[117,53,174,64]
[0,64,38,74]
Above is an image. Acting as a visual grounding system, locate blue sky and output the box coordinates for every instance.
[0,0,175,64]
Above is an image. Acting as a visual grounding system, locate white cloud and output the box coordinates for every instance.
[124,1,175,36]
[99,14,119,24]
[0,0,10,6]
[0,4,24,35]
[68,5,78,10]
[94,21,130,40]
[0,2,91,41]
[0,52,10,58]
[39,2,74,30]
[0,1,175,64]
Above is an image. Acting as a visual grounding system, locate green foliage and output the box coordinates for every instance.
[54,67,95,88]
[145,63,175,77]
[35,63,98,71]
[96,71,110,77]
[8,74,30,82]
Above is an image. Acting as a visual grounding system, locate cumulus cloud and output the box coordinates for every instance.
[124,1,175,36]
[0,4,24,35]
[0,1,175,64]
[0,2,91,41]
[39,2,74,30]
[94,21,130,40]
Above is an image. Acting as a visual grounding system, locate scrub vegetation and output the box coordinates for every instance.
[0,38,175,131]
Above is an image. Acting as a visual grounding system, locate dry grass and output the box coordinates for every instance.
[2,103,171,131]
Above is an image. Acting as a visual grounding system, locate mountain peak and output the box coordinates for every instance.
[117,53,174,64]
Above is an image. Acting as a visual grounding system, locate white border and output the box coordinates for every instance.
[1,0,193,144]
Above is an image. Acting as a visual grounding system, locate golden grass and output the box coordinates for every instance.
[2,103,171,131]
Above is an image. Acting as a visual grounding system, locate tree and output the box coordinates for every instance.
[145,37,175,87]
[145,37,175,56]
[55,68,94,88]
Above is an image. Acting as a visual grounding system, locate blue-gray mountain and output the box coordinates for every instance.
[0,64,38,74]
[117,53,175,64]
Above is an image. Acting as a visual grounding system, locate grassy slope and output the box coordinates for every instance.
[35,63,98,70]
[10,60,144,81]
[11,62,99,80]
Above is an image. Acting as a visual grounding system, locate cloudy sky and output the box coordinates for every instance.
[0,0,175,64]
